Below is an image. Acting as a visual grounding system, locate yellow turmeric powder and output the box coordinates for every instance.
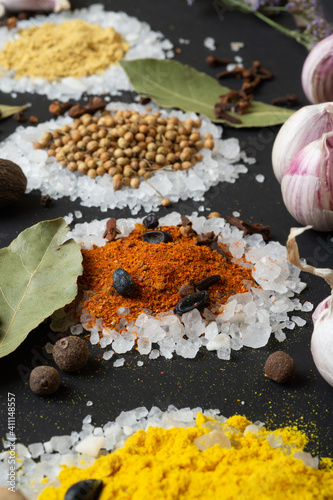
[0,20,129,80]
[37,413,333,500]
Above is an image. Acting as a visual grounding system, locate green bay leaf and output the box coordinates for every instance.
[0,218,82,358]
[0,103,27,120]
[120,59,294,128]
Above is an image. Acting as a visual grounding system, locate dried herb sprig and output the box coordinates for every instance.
[216,0,332,50]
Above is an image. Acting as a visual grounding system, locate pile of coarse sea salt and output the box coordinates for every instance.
[0,4,173,100]
[64,211,312,366]
[0,405,320,500]
[0,102,253,214]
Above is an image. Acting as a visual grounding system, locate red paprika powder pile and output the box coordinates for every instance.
[79,223,255,330]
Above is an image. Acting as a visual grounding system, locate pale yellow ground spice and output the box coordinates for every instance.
[0,20,129,80]
[37,413,333,500]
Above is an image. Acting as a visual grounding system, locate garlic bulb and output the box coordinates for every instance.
[281,131,333,231]
[272,102,333,183]
[287,226,333,387]
[0,0,70,14]
[302,34,333,104]
[311,304,333,387]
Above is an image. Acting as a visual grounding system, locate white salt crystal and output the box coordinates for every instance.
[274,330,286,342]
[50,436,72,454]
[83,415,92,424]
[207,333,230,351]
[103,351,114,361]
[204,322,219,341]
[181,309,205,337]
[217,347,231,360]
[75,436,105,458]
[113,358,125,367]
[179,38,190,44]
[241,323,271,348]
[301,301,314,312]
[230,41,244,51]
[90,331,100,345]
[232,211,240,217]
[291,316,306,327]
[194,430,231,451]
[149,349,160,359]
[294,451,319,469]
[74,211,82,218]
[255,174,265,183]
[28,443,44,459]
[204,37,216,50]
[70,324,83,336]
[117,307,130,315]
[86,401,93,407]
[137,360,144,366]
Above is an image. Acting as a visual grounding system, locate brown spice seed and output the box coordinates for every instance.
[264,351,296,384]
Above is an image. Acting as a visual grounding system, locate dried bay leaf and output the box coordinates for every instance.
[120,59,294,128]
[0,103,27,119]
[0,218,82,358]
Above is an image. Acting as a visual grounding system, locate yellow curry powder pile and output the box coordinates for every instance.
[37,413,333,500]
[0,20,129,80]
[79,224,255,329]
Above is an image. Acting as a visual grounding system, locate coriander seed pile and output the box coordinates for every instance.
[35,109,214,190]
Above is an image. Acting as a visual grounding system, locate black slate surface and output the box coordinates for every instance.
[1,0,333,463]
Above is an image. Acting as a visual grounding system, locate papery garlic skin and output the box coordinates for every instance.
[302,34,333,104]
[312,296,330,325]
[0,0,70,13]
[281,131,333,231]
[272,102,333,183]
[311,307,333,387]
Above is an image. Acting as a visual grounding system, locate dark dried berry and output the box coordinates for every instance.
[64,479,103,500]
[174,291,210,316]
[113,268,136,296]
[29,366,60,395]
[53,336,89,372]
[142,213,159,230]
[142,230,173,244]
[264,351,296,383]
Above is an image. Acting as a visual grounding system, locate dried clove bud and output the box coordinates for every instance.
[49,100,73,116]
[206,55,233,67]
[139,97,151,105]
[271,94,299,107]
[103,217,120,242]
[41,195,53,208]
[227,215,271,242]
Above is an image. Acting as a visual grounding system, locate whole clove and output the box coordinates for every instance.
[206,55,234,67]
[49,100,73,116]
[103,218,120,242]
[227,215,271,242]
[271,94,299,107]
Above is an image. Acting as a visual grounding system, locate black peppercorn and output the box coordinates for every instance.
[52,336,89,372]
[64,479,103,500]
[264,351,296,383]
[29,366,60,395]
[142,213,159,230]
[113,268,136,296]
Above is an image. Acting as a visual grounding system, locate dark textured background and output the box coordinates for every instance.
[1,0,333,459]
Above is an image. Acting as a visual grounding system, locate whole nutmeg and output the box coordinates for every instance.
[52,336,89,371]
[0,488,27,500]
[0,158,27,208]
[264,351,296,383]
[29,366,60,395]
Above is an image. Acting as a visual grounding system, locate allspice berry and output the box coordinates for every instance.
[29,366,60,395]
[52,336,89,371]
[0,158,27,208]
[264,351,296,383]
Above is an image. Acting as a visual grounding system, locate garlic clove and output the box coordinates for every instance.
[311,310,333,387]
[302,34,333,104]
[0,0,70,13]
[312,296,330,325]
[272,102,333,183]
[287,226,333,387]
[281,131,333,231]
